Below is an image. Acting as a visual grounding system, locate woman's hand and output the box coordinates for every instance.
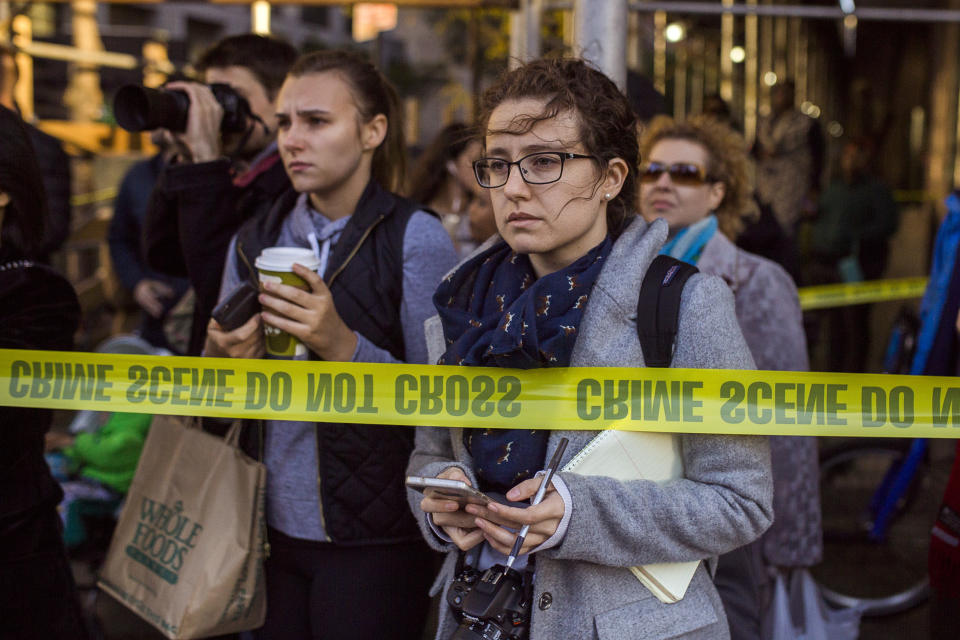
[133,279,175,319]
[258,264,358,361]
[419,467,485,552]
[464,476,565,556]
[204,314,265,359]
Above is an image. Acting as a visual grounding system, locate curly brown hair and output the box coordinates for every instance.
[639,115,756,239]
[478,58,639,237]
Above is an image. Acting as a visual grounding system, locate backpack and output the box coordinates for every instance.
[636,255,699,367]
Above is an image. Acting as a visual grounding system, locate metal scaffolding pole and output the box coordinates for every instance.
[574,0,628,88]
[510,0,543,66]
[625,1,960,23]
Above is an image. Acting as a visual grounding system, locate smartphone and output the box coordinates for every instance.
[211,282,260,331]
[405,476,495,506]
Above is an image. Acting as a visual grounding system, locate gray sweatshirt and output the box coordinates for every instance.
[219,193,457,540]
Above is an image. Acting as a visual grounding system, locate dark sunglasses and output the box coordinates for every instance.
[639,162,714,186]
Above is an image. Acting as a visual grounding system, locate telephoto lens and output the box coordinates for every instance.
[113,85,190,132]
[113,83,253,134]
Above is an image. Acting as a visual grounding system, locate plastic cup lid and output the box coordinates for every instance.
[254,247,321,272]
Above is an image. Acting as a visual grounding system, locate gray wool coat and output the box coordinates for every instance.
[407,217,774,640]
[698,232,822,567]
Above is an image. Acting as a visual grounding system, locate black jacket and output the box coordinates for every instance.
[26,124,71,260]
[143,154,290,355]
[233,181,427,545]
[0,254,80,517]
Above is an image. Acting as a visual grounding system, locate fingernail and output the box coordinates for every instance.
[446,502,458,511]
[487,503,499,512]
[262,282,271,291]
[507,491,518,500]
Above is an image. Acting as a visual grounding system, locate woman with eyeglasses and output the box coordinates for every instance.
[408,59,773,640]
[638,115,816,640]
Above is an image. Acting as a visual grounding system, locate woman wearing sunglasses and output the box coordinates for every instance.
[408,59,773,640]
[638,115,816,640]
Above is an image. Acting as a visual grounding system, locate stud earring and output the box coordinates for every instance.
[604,193,611,200]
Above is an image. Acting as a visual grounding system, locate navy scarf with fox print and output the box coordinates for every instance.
[434,237,611,493]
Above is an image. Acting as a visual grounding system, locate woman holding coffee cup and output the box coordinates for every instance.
[205,50,458,639]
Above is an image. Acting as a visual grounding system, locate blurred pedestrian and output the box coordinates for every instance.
[754,80,824,236]
[143,34,297,355]
[700,93,801,281]
[410,57,772,640]
[108,128,190,353]
[407,122,482,256]
[702,93,737,130]
[0,105,87,639]
[812,138,898,282]
[206,50,457,639]
[1,44,72,261]
[808,137,899,372]
[639,114,819,640]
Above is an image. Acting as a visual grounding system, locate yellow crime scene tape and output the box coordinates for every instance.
[797,277,928,310]
[2,348,958,438]
[70,187,118,207]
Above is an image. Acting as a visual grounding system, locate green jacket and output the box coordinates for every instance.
[64,412,152,493]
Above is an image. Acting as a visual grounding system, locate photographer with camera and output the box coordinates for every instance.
[408,58,773,640]
[140,34,297,355]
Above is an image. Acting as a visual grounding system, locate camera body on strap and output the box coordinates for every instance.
[447,563,532,640]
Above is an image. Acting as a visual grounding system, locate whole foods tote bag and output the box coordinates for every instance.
[99,415,267,638]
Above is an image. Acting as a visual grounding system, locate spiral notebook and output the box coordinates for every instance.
[561,430,699,603]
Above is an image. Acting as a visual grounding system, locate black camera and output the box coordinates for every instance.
[447,564,530,640]
[113,83,253,134]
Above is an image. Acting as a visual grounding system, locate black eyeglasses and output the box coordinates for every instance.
[639,161,715,186]
[473,152,595,189]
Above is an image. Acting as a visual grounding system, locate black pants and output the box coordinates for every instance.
[0,502,90,640]
[255,528,436,640]
[714,541,769,640]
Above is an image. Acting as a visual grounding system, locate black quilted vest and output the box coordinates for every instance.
[234,180,428,545]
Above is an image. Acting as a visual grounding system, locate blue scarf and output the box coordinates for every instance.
[660,214,718,264]
[434,237,612,492]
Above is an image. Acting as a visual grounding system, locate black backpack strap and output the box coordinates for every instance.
[636,255,699,367]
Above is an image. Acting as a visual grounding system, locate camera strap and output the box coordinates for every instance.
[228,110,273,168]
[228,122,258,166]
